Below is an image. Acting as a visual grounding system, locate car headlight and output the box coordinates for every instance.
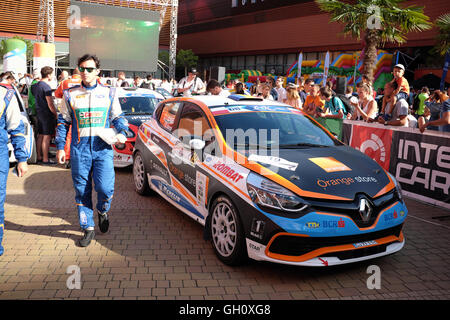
[247,172,309,213]
[387,172,403,202]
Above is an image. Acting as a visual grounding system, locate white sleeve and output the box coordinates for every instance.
[5,93,22,132]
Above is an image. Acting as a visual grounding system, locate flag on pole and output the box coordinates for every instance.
[297,52,303,81]
[322,51,330,86]
[440,51,450,91]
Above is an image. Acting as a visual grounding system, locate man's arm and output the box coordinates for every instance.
[109,88,129,136]
[5,90,28,176]
[55,91,72,151]
[420,111,450,132]
[385,115,408,126]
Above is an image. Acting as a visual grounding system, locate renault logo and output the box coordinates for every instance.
[359,198,373,223]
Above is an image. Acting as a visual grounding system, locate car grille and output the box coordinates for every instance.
[268,224,403,257]
[306,190,400,228]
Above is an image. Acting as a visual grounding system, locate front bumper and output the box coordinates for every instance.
[244,199,407,266]
[246,235,405,267]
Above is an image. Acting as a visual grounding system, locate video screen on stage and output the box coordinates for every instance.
[69,1,159,72]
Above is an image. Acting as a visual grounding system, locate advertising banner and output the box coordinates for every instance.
[2,38,27,75]
[389,130,450,209]
[342,120,450,209]
[33,42,55,73]
[348,123,393,171]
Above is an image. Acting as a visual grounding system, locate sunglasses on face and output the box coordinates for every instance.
[79,67,97,73]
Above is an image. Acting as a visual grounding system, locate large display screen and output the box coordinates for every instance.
[69,0,159,72]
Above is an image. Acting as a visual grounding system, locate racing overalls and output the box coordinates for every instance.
[0,85,27,256]
[55,82,128,231]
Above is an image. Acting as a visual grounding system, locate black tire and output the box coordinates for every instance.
[210,195,247,266]
[133,151,151,195]
[27,139,37,164]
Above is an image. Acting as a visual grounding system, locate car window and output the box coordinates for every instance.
[158,101,181,132]
[174,102,211,142]
[119,96,162,114]
[214,107,340,149]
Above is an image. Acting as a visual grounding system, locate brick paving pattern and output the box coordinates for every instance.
[0,164,449,300]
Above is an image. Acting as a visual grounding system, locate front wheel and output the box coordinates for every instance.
[210,195,247,266]
[133,151,151,195]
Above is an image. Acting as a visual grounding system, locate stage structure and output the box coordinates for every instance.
[36,0,178,78]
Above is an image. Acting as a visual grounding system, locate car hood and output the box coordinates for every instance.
[244,145,392,200]
[124,114,153,127]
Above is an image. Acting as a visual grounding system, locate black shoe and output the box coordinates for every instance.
[98,212,109,233]
[78,229,95,247]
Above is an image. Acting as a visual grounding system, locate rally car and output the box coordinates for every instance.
[112,87,164,167]
[132,94,407,267]
[6,84,36,164]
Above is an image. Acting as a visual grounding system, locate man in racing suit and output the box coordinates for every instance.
[0,83,29,256]
[56,54,128,247]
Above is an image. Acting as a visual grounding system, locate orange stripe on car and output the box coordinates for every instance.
[265,232,404,263]
[171,177,198,206]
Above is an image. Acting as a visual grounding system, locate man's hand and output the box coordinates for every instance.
[17,161,28,177]
[115,133,127,144]
[56,150,66,164]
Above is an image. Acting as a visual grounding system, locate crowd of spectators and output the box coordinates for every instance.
[2,63,449,139]
[216,63,450,133]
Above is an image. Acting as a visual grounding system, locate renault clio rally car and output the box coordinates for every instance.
[112,87,164,167]
[132,95,407,266]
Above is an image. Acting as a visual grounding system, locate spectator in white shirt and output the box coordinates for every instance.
[206,79,230,97]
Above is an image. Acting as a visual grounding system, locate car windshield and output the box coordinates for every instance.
[213,106,340,149]
[119,96,162,115]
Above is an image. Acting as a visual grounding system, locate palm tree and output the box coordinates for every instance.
[434,13,450,56]
[316,0,432,83]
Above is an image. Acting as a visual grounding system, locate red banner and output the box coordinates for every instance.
[349,125,393,171]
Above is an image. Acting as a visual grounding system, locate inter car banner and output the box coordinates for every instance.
[343,120,450,209]
[389,130,450,208]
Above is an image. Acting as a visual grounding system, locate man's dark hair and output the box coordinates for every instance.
[206,79,220,91]
[320,86,332,99]
[41,66,53,79]
[266,76,275,86]
[388,80,398,91]
[78,54,100,69]
[304,78,315,86]
[146,75,152,81]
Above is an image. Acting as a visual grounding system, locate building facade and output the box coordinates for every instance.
[178,0,448,76]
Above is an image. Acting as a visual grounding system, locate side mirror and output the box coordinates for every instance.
[189,138,206,150]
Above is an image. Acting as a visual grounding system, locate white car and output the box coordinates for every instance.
[8,85,36,164]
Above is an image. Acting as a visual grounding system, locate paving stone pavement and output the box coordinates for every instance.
[0,164,449,300]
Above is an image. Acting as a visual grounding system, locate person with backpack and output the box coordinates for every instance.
[413,86,429,118]
[317,86,345,119]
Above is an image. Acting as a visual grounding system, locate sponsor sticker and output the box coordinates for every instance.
[309,157,351,173]
[248,154,298,171]
[306,222,320,229]
[353,240,378,249]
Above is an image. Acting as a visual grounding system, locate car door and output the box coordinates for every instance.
[168,102,217,218]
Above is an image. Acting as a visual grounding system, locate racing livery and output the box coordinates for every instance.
[112,88,164,167]
[133,95,407,266]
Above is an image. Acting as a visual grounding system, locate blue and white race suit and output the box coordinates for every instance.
[56,82,128,230]
[0,84,27,255]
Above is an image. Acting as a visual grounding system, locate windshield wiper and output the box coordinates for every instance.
[234,143,271,149]
[125,112,152,115]
[279,143,328,148]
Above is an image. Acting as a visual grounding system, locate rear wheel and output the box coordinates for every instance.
[133,151,151,195]
[210,195,247,266]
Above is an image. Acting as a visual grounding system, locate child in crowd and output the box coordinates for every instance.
[384,64,410,117]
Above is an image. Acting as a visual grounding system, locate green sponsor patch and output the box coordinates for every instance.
[75,108,108,128]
